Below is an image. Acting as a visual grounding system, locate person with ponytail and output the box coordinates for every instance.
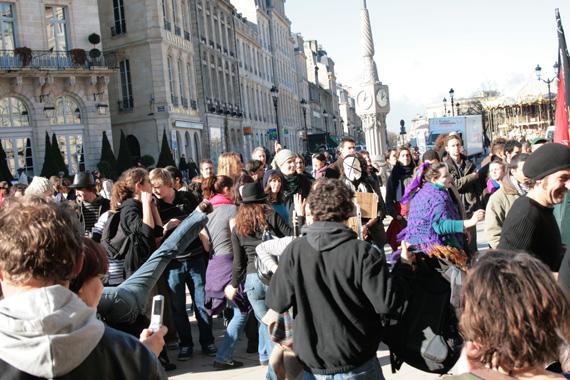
[107,168,163,285]
[201,176,250,369]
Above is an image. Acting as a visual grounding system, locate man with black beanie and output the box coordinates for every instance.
[498,143,570,274]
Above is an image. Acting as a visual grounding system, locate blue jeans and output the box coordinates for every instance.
[167,255,214,348]
[303,357,384,380]
[98,209,208,325]
[245,273,273,362]
[215,301,249,363]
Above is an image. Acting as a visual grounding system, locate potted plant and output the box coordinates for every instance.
[14,47,32,67]
[70,49,87,65]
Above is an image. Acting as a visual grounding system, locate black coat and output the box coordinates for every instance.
[444,155,483,218]
[266,221,413,375]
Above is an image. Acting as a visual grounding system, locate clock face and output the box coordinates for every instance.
[356,90,373,110]
[376,89,388,107]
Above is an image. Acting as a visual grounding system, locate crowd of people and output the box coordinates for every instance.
[0,134,569,380]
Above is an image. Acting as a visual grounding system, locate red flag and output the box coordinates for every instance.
[555,9,570,146]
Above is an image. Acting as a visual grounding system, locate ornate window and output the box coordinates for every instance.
[48,96,84,174]
[48,96,81,125]
[0,97,29,128]
[0,97,32,177]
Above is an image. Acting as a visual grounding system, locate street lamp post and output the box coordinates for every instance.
[270,85,280,143]
[399,119,407,146]
[449,88,455,116]
[456,102,461,116]
[443,97,447,116]
[300,98,308,153]
[323,110,328,150]
[332,115,337,138]
[535,63,559,126]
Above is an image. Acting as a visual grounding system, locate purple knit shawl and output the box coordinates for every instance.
[398,183,462,246]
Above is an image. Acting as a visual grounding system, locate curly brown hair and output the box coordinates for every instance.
[460,250,570,373]
[308,178,355,222]
[0,197,82,284]
[235,203,269,236]
[111,167,148,210]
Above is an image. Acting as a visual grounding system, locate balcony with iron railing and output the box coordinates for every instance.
[0,49,118,70]
[118,96,134,112]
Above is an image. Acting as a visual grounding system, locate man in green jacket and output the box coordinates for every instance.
[485,153,529,248]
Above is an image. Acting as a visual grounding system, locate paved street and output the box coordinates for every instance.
[168,222,488,379]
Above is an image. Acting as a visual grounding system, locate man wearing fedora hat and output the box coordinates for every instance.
[69,172,110,239]
[499,143,570,274]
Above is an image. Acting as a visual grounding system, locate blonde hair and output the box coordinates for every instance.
[149,168,174,187]
[217,152,242,180]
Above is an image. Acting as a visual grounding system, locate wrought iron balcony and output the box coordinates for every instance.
[118,96,134,112]
[0,49,118,70]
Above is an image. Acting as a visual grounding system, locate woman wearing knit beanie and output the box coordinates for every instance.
[23,176,52,199]
[270,149,312,226]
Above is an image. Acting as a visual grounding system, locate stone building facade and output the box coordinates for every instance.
[98,0,206,166]
[0,0,115,178]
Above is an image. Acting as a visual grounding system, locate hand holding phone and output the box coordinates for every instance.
[148,295,164,333]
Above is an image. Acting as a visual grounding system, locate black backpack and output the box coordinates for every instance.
[383,255,464,375]
[101,209,145,278]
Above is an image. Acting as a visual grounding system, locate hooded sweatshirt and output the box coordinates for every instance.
[266,221,413,375]
[0,285,164,379]
[0,285,104,378]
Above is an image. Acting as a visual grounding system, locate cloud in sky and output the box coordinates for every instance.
[285,0,568,131]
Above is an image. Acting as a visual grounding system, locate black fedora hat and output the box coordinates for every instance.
[240,183,267,204]
[69,172,96,189]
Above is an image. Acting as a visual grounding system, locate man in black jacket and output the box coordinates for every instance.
[499,143,570,278]
[0,197,166,379]
[266,178,413,378]
[149,168,216,361]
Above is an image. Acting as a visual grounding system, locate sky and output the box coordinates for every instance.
[285,0,570,132]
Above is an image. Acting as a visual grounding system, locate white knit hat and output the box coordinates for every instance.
[24,176,52,197]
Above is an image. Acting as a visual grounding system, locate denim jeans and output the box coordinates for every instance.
[303,357,384,380]
[245,273,273,362]
[167,255,214,348]
[215,301,249,363]
[98,209,208,325]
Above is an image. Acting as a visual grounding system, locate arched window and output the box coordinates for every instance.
[48,96,81,125]
[0,97,29,128]
[49,96,84,174]
[0,97,33,177]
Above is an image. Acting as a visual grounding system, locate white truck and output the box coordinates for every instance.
[426,115,484,158]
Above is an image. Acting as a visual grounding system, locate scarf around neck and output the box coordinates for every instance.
[282,173,300,199]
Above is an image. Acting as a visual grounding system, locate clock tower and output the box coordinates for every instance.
[355,0,389,162]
